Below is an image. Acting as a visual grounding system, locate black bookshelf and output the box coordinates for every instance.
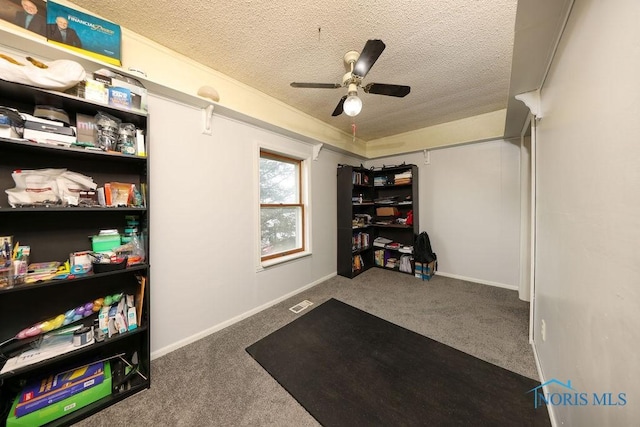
[337,165,375,278]
[337,164,419,278]
[0,78,150,426]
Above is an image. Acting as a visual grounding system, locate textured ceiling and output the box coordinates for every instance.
[68,0,517,141]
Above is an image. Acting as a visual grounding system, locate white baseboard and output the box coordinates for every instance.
[531,341,558,427]
[150,272,336,360]
[435,271,518,291]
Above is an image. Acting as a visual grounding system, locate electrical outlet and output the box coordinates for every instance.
[541,319,547,342]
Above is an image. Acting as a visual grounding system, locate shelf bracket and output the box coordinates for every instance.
[202,104,215,135]
[312,143,323,161]
[515,89,542,120]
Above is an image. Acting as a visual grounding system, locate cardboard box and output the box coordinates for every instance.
[6,362,111,427]
[415,261,436,280]
[108,87,132,109]
[65,79,109,105]
[13,362,107,417]
[93,73,148,111]
[376,207,399,217]
[84,79,109,104]
[75,113,97,146]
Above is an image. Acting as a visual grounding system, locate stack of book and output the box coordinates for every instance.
[394,170,412,185]
[22,114,76,147]
[374,196,398,204]
[385,242,401,250]
[373,236,392,248]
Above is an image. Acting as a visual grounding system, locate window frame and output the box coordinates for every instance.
[259,149,307,263]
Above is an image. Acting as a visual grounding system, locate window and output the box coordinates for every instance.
[259,150,306,261]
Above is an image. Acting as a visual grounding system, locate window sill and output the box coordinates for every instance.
[259,251,311,270]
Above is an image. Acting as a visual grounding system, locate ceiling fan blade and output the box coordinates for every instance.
[290,82,342,89]
[353,39,386,78]
[332,96,347,116]
[363,83,411,97]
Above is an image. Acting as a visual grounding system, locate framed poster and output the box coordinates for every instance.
[0,0,48,37]
[46,1,121,66]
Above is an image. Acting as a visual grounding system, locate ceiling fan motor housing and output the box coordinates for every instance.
[343,50,362,87]
[289,39,410,117]
[343,50,360,67]
[342,72,362,88]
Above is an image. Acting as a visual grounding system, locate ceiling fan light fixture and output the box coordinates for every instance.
[343,93,362,117]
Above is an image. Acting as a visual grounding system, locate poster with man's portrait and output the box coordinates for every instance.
[46,1,121,66]
[0,0,48,37]
[1,1,122,66]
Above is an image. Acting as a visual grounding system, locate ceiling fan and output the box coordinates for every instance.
[290,39,411,117]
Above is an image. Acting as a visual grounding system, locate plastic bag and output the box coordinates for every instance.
[5,168,97,207]
[0,52,86,91]
[113,234,146,266]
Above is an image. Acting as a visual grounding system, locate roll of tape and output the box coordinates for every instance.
[73,326,94,347]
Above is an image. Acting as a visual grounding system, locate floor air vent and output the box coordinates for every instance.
[289,300,313,314]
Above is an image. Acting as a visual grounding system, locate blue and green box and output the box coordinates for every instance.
[6,362,111,427]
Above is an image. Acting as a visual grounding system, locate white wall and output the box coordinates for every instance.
[147,94,359,356]
[367,139,522,288]
[534,1,640,425]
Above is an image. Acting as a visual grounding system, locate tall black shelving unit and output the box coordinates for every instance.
[0,78,150,426]
[371,164,419,275]
[337,165,375,278]
[337,163,419,278]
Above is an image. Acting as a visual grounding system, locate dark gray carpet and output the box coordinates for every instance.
[74,269,541,426]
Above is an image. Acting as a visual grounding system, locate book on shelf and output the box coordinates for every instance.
[374,176,387,187]
[385,242,401,250]
[373,236,392,247]
[394,171,412,185]
[374,196,398,204]
[352,232,370,251]
[351,171,370,185]
[352,254,364,272]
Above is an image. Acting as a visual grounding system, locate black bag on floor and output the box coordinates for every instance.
[414,232,437,280]
[414,231,436,264]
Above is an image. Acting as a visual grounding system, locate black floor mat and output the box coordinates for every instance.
[246,298,550,426]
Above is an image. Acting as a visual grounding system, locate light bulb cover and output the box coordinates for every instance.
[343,94,362,117]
